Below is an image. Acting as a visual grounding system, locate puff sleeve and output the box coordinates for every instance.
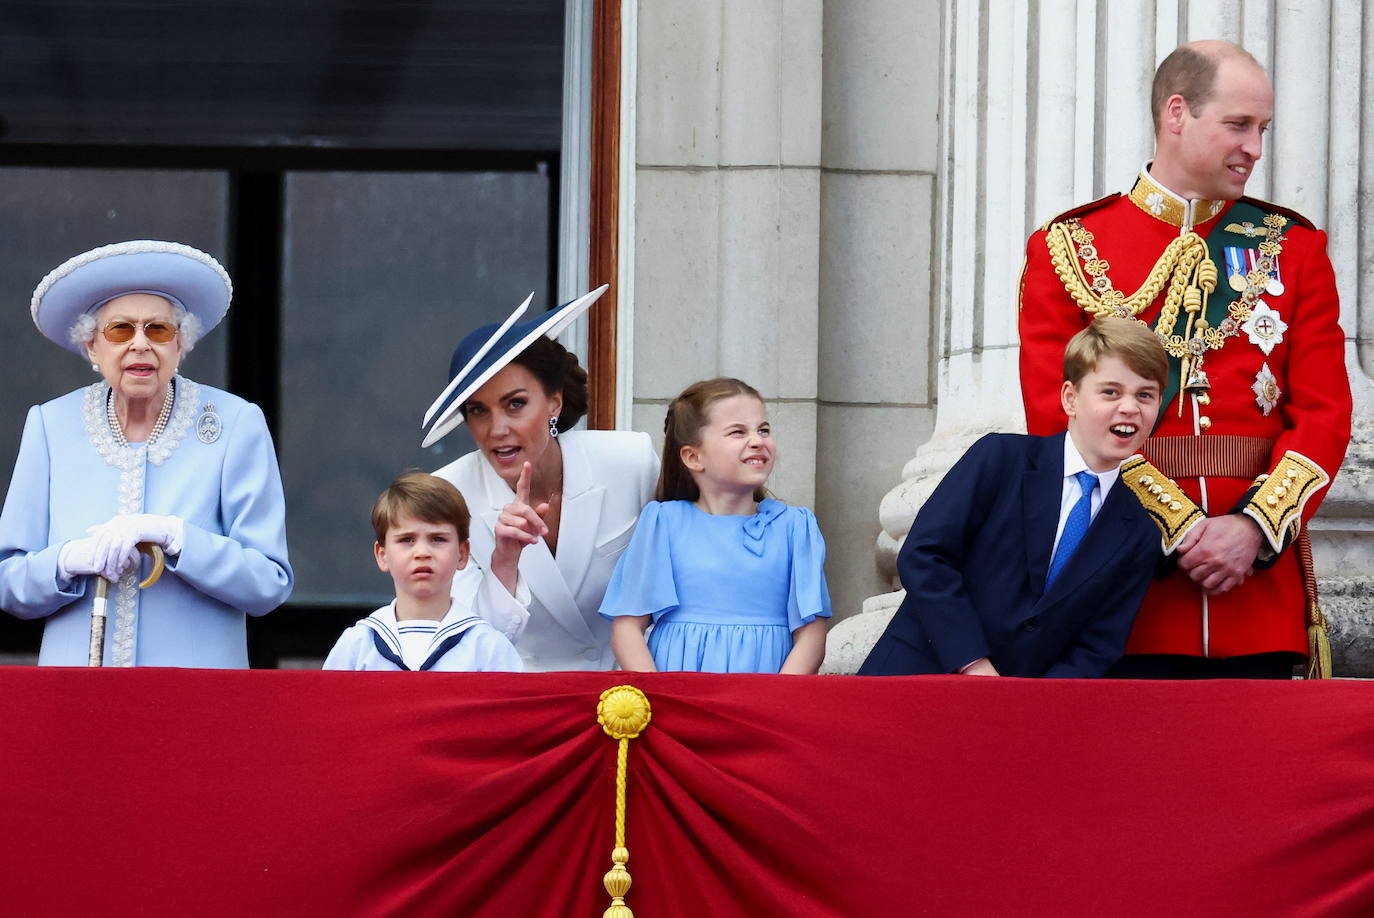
[598,501,679,623]
[785,506,832,632]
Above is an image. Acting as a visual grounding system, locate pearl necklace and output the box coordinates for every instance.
[107,380,175,449]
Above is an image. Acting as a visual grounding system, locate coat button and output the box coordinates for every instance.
[1022,617,1040,632]
[583,648,599,662]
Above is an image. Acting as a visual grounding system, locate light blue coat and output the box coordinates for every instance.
[0,377,293,667]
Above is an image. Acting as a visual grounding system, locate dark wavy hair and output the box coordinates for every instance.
[510,336,590,432]
[657,377,767,503]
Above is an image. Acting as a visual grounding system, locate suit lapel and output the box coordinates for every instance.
[1023,433,1065,593]
[474,451,598,645]
[554,435,605,599]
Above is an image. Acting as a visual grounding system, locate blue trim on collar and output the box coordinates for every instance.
[418,628,476,671]
[369,630,410,671]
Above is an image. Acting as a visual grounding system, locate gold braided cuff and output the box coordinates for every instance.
[1121,455,1205,554]
[1242,451,1331,554]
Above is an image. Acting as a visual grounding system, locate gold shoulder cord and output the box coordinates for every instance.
[1046,214,1289,391]
[1046,220,1205,323]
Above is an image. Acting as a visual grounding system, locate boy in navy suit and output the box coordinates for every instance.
[861,318,1169,678]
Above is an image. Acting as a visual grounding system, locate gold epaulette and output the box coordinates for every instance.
[1238,195,1316,230]
[1120,454,1204,554]
[1037,193,1121,233]
[1242,451,1331,554]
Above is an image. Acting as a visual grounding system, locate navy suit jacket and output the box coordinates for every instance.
[860,432,1161,678]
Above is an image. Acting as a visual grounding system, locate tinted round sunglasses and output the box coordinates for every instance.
[101,320,178,344]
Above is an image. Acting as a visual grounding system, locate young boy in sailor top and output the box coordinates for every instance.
[324,473,523,671]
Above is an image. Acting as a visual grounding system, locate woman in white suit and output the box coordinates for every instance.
[424,289,658,671]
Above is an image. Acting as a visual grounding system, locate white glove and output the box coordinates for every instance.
[57,537,103,582]
[88,514,185,582]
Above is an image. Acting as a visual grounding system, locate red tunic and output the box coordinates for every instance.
[1018,174,1352,658]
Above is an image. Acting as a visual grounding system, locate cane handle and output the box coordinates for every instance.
[137,542,165,589]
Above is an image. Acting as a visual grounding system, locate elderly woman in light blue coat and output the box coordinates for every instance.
[0,241,293,667]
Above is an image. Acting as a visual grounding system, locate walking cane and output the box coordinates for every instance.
[88,542,166,667]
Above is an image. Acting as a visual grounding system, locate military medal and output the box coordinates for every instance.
[1224,247,1248,292]
[1266,255,1285,296]
[1247,249,1284,297]
[197,403,222,444]
[1241,301,1287,356]
[1251,363,1281,416]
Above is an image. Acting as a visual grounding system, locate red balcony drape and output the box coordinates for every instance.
[2,669,1372,917]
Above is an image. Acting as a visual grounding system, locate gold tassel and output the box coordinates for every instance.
[1295,531,1331,679]
[596,685,652,918]
[1307,604,1333,680]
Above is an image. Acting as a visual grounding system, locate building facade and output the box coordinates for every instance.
[619,0,1374,674]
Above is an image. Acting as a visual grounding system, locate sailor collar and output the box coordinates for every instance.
[1128,166,1228,232]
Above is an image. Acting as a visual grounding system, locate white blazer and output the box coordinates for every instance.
[434,429,659,671]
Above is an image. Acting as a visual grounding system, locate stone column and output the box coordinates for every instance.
[630,0,946,621]
[1263,0,1374,673]
[630,0,824,508]
[825,0,1374,674]
[815,0,941,627]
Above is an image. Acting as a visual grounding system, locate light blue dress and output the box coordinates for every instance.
[598,499,831,673]
[0,377,293,667]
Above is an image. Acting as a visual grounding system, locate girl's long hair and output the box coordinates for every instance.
[656,377,768,503]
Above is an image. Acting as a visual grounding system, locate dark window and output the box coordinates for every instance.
[0,0,565,666]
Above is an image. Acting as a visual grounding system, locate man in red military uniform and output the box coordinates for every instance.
[1018,40,1352,678]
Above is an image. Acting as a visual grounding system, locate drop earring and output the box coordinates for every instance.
[549,416,559,439]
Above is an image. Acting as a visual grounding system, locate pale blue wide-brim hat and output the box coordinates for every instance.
[31,240,233,354]
[421,284,609,448]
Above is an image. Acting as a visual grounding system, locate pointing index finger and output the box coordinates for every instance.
[515,461,533,505]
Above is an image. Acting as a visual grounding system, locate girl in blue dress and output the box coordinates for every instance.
[599,378,831,673]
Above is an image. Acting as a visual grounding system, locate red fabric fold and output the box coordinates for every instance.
[2,669,1372,917]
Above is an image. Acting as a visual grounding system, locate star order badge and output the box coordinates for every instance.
[1241,300,1288,355]
[1252,363,1282,416]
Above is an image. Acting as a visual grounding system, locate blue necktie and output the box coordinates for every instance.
[1046,470,1098,588]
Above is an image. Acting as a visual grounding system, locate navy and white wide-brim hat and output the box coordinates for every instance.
[31,240,233,355]
[421,284,609,448]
